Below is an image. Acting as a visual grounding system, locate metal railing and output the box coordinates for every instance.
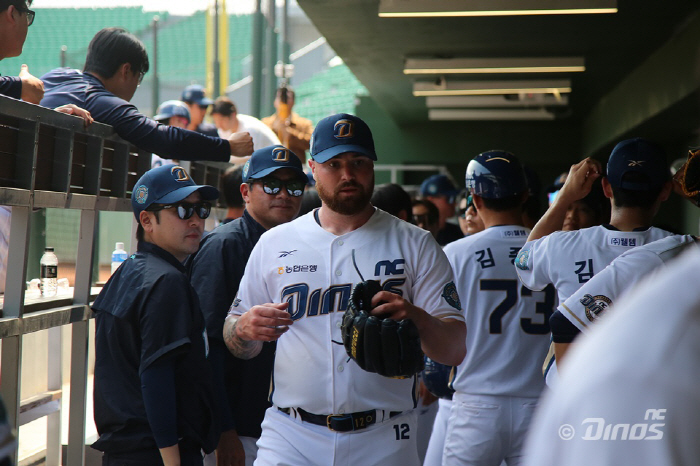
[0,95,151,465]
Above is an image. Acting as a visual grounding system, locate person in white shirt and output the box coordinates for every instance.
[211,96,280,151]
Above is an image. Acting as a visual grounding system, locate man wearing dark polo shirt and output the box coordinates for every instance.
[189,145,307,466]
[92,164,220,465]
[40,27,253,164]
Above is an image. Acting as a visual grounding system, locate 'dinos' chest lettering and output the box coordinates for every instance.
[281,278,406,320]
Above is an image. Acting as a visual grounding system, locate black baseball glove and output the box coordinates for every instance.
[341,280,424,378]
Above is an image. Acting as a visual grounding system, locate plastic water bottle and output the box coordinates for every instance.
[40,247,58,297]
[111,242,128,275]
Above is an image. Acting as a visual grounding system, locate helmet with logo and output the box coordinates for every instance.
[465,150,527,199]
[154,100,191,124]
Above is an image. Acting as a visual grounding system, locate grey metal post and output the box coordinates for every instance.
[213,0,221,97]
[66,209,98,466]
[281,0,290,65]
[151,16,160,116]
[60,45,67,68]
[252,0,264,118]
[265,0,277,115]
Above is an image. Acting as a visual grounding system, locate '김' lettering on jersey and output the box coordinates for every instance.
[476,248,496,269]
[515,249,529,270]
[574,259,595,283]
[442,281,461,311]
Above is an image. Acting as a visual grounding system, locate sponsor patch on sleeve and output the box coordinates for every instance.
[442,281,461,311]
[515,249,530,270]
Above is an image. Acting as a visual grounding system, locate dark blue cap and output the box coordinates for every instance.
[132,164,219,221]
[242,145,307,182]
[181,84,213,106]
[607,138,668,191]
[465,150,527,199]
[420,174,459,202]
[154,100,190,123]
[310,113,377,163]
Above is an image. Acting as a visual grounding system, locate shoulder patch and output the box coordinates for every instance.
[580,293,612,322]
[515,249,530,270]
[442,281,461,311]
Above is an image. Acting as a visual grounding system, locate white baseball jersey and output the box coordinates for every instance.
[444,225,551,398]
[559,235,697,332]
[515,225,675,303]
[523,246,700,466]
[230,208,464,414]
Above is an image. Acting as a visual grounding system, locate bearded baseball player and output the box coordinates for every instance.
[440,151,553,466]
[515,138,676,385]
[223,113,466,466]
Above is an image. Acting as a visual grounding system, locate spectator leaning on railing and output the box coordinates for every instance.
[40,27,254,164]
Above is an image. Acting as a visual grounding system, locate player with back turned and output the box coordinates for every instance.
[441,151,553,466]
[223,113,466,466]
[515,138,676,382]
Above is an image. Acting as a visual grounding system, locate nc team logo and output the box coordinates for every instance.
[334,119,354,139]
[171,165,190,182]
[134,185,148,204]
[442,281,461,311]
[580,293,612,322]
[273,147,290,162]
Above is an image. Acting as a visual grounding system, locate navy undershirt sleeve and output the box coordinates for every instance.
[141,355,179,449]
[209,339,236,432]
[0,76,22,100]
[549,310,581,343]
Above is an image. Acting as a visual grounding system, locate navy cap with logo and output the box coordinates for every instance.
[131,164,219,221]
[420,174,460,203]
[242,145,307,182]
[181,84,213,106]
[606,138,669,191]
[310,113,377,163]
[154,100,191,124]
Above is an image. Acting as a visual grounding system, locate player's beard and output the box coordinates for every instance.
[316,173,375,216]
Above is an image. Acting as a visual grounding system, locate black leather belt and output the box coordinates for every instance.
[278,407,401,432]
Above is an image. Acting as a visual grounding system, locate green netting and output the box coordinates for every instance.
[294,63,368,125]
[0,8,252,92]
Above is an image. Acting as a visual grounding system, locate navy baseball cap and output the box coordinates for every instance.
[420,174,460,202]
[242,145,307,182]
[132,164,219,221]
[606,138,669,191]
[154,100,191,123]
[310,113,377,163]
[181,84,213,106]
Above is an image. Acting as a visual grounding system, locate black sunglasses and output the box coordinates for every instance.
[148,201,212,220]
[252,177,305,197]
[16,6,35,26]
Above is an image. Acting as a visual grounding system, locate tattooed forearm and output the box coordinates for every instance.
[223,316,263,360]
